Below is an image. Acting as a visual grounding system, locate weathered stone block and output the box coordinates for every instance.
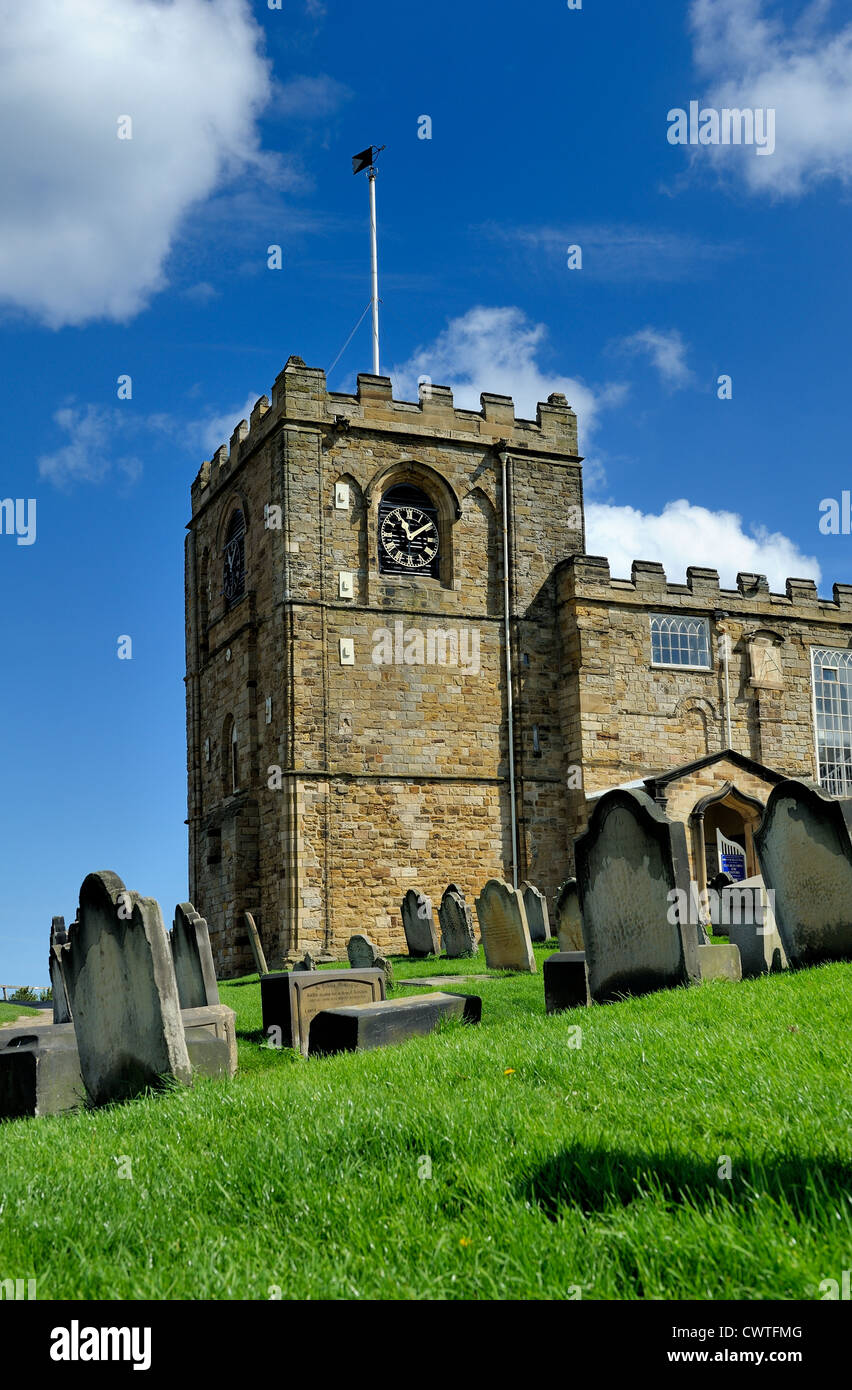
[63,871,192,1105]
[308,991,481,1055]
[543,952,589,1012]
[261,969,386,1056]
[347,934,379,969]
[554,878,584,952]
[755,779,852,967]
[438,888,477,958]
[697,943,742,983]
[575,789,700,1004]
[171,903,220,1009]
[401,889,439,957]
[475,879,536,973]
[723,875,788,977]
[521,882,550,942]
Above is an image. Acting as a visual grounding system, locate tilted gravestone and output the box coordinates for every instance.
[438,888,477,959]
[49,915,72,1025]
[261,969,386,1056]
[520,882,550,942]
[575,789,700,1004]
[171,902,219,1009]
[755,779,852,967]
[475,880,536,973]
[554,878,584,953]
[401,889,439,957]
[244,911,268,976]
[347,933,379,969]
[63,871,192,1105]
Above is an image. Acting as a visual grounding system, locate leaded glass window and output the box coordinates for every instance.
[812,647,852,796]
[650,615,711,669]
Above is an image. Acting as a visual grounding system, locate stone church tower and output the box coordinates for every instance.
[185,356,585,975]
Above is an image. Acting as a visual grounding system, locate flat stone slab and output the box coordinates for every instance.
[261,969,386,1056]
[400,974,490,989]
[0,1005,237,1120]
[543,952,590,1012]
[697,943,742,983]
[308,992,482,1056]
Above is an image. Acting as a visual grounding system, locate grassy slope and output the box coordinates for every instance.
[0,1002,40,1025]
[0,950,850,1300]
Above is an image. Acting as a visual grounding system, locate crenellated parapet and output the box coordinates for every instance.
[558,553,852,616]
[190,355,581,514]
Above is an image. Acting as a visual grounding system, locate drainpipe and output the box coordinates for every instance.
[498,444,519,888]
[715,611,733,750]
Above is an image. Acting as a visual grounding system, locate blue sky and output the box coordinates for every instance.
[2,0,851,980]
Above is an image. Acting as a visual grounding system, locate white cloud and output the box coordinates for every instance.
[191,393,261,456]
[0,0,273,327]
[585,498,821,591]
[688,0,852,196]
[38,406,142,488]
[391,306,626,443]
[274,74,351,119]
[616,327,694,390]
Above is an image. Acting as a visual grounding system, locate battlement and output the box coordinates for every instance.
[191,355,581,510]
[559,554,852,615]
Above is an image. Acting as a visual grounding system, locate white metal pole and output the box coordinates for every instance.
[368,167,380,375]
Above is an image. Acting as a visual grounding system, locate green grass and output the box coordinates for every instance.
[0,1001,40,1025]
[1,950,850,1300]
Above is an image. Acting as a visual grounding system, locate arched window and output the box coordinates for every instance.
[222,509,246,606]
[377,483,440,578]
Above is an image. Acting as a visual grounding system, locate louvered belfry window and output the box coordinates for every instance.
[223,510,246,606]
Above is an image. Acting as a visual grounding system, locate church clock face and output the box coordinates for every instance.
[379,504,439,572]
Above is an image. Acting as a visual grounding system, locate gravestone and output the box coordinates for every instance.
[521,882,550,942]
[244,912,268,976]
[171,902,219,1009]
[475,880,536,973]
[575,789,700,1004]
[724,876,788,978]
[755,778,852,967]
[49,916,72,1025]
[63,871,192,1105]
[697,942,742,983]
[543,952,589,1012]
[261,969,386,1056]
[438,888,477,959]
[308,991,482,1056]
[293,952,315,972]
[347,933,379,969]
[0,1004,237,1119]
[401,889,439,957]
[554,879,584,953]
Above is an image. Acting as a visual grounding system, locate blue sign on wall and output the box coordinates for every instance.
[720,852,746,882]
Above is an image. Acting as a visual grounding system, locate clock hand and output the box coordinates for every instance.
[407,521,433,540]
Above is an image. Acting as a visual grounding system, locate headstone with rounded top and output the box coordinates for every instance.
[475,879,536,973]
[438,888,477,958]
[554,878,584,953]
[401,889,439,957]
[520,882,550,942]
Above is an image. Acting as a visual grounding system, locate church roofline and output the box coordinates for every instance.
[190,356,582,512]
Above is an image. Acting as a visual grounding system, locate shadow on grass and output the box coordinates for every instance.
[524,1147,850,1219]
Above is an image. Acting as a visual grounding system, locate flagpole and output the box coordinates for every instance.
[368,166,380,375]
